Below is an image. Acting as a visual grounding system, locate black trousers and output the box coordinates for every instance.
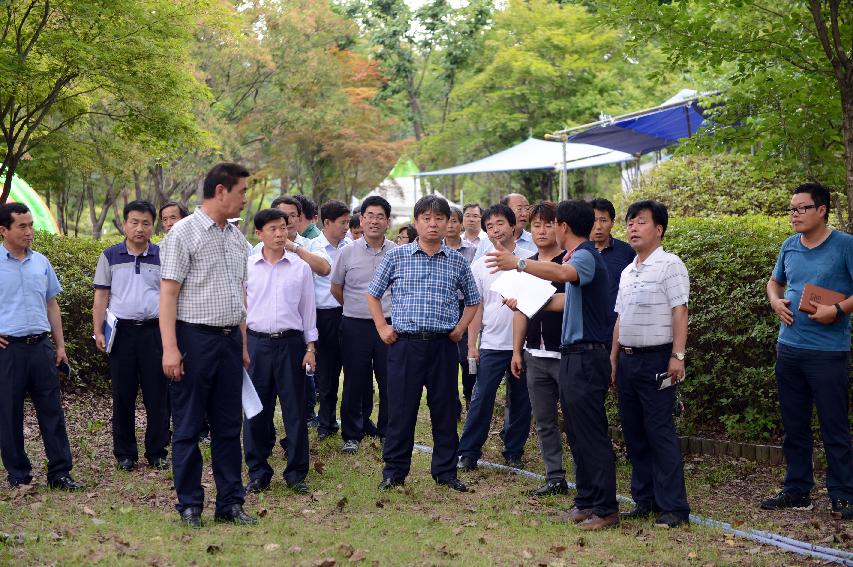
[171,322,245,514]
[559,348,618,517]
[243,334,309,485]
[383,335,459,482]
[616,348,689,518]
[0,337,73,484]
[456,301,475,405]
[109,322,170,464]
[340,317,388,442]
[315,307,343,435]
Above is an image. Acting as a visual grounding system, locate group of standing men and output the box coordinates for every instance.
[0,160,851,531]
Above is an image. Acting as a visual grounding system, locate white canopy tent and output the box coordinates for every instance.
[416,138,632,177]
[354,174,459,226]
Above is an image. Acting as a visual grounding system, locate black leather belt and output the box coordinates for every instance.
[180,322,238,336]
[397,331,449,341]
[118,318,159,327]
[619,343,672,355]
[559,342,607,355]
[2,332,49,345]
[247,329,301,339]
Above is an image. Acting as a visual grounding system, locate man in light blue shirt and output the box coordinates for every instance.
[307,200,351,440]
[473,193,536,260]
[0,203,82,491]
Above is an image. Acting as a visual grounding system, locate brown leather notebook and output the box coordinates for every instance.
[798,284,846,314]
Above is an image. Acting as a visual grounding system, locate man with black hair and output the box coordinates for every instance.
[307,200,351,441]
[0,203,82,492]
[487,199,618,531]
[348,213,363,241]
[93,200,170,472]
[473,193,536,260]
[762,182,853,520]
[243,208,317,495]
[458,203,534,471]
[462,203,486,248]
[589,198,634,343]
[160,162,256,528]
[368,195,480,492]
[509,201,569,497]
[609,200,690,529]
[331,195,395,454]
[160,202,189,234]
[294,194,321,239]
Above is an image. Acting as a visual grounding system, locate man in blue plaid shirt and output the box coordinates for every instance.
[367,195,480,492]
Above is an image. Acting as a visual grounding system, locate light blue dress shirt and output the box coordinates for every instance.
[0,244,62,336]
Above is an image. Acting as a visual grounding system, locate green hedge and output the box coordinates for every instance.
[28,217,851,440]
[33,232,120,391]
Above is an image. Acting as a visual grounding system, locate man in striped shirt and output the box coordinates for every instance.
[610,200,690,529]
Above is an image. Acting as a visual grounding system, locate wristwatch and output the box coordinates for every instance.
[671,351,686,361]
[288,241,302,253]
[834,303,844,321]
[516,258,527,272]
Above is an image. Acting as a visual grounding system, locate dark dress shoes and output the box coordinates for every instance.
[180,507,202,528]
[378,477,404,491]
[654,512,689,528]
[214,504,257,525]
[504,456,524,469]
[287,481,310,494]
[436,477,468,492]
[117,458,136,472]
[9,476,32,488]
[621,505,655,520]
[564,506,594,523]
[149,457,169,470]
[457,456,478,471]
[245,478,270,494]
[47,475,84,491]
[529,479,569,497]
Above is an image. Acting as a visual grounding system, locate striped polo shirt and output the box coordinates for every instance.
[614,245,689,348]
[93,241,161,320]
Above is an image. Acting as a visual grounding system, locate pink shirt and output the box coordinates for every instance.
[246,250,318,343]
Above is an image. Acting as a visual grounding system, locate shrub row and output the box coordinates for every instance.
[31,216,850,440]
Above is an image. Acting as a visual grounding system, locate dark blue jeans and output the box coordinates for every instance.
[776,343,853,500]
[171,323,245,514]
[243,334,309,486]
[458,349,531,462]
[616,348,689,518]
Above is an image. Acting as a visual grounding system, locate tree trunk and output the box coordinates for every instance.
[0,156,19,204]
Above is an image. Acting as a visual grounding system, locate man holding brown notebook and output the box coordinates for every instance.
[764,182,853,521]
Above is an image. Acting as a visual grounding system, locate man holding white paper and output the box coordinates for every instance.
[486,200,618,531]
[243,209,317,495]
[457,204,534,471]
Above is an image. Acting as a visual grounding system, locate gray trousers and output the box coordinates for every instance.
[524,351,564,481]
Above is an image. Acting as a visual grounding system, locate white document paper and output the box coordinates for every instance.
[489,270,557,319]
[242,369,263,419]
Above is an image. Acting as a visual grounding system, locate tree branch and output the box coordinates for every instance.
[21,0,50,62]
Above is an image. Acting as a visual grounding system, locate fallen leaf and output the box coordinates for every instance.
[349,549,366,562]
[258,508,269,518]
[83,506,96,516]
[314,558,336,567]
[207,544,222,554]
[478,537,486,544]
[91,518,105,525]
[339,543,355,558]
[522,550,533,559]
[453,527,463,536]
[314,460,325,475]
[288,545,302,553]
[550,545,566,554]
[687,552,698,559]
[336,497,348,511]
[264,543,281,552]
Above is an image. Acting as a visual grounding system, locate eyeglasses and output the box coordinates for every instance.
[785,204,817,215]
[363,213,387,222]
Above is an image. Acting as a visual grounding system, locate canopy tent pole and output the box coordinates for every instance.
[544,132,569,201]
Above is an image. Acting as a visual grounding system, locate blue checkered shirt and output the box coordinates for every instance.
[368,242,480,333]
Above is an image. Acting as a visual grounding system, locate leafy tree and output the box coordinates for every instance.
[596,0,853,229]
[0,0,210,204]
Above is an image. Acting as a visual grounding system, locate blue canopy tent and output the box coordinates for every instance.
[564,90,714,156]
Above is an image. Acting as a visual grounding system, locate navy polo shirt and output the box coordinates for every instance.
[93,241,161,320]
[0,244,62,336]
[599,236,635,331]
[561,240,612,346]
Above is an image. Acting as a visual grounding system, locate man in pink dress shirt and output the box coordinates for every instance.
[243,209,317,494]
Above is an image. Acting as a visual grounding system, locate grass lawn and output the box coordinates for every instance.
[0,386,850,566]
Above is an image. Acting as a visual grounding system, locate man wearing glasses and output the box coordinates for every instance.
[762,182,853,521]
[331,196,395,454]
[462,204,486,248]
[473,194,537,260]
